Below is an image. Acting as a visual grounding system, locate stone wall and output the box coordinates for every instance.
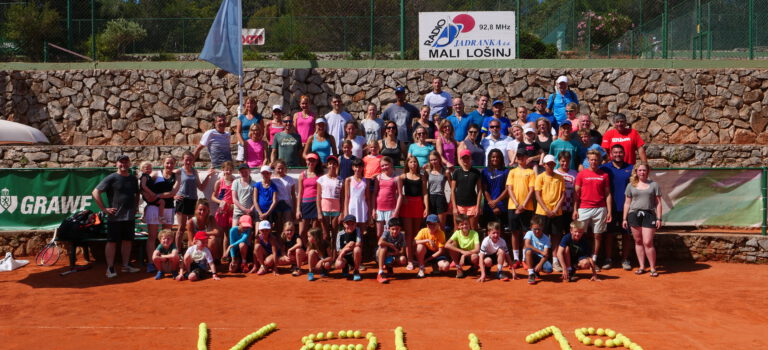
[3,229,766,264]
[2,144,767,168]
[2,68,768,148]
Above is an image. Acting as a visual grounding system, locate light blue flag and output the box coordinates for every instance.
[199,0,243,76]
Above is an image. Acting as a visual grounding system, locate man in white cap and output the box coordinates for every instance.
[546,75,579,126]
[325,95,353,153]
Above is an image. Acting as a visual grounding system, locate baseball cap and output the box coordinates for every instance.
[258,220,271,231]
[395,86,406,93]
[237,163,250,170]
[238,215,253,228]
[306,153,319,162]
[426,214,439,224]
[387,217,401,227]
[194,231,208,241]
[326,155,339,164]
[315,117,327,125]
[343,214,357,223]
[556,76,568,84]
[459,149,471,158]
[272,104,283,112]
[260,165,272,174]
[543,154,557,164]
[116,154,130,162]
[523,126,535,134]
[492,100,504,106]
[536,97,547,103]
[560,120,572,126]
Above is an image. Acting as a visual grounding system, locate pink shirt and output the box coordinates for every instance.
[440,135,456,165]
[295,111,315,143]
[268,123,283,145]
[376,175,398,211]
[301,171,319,201]
[245,140,265,168]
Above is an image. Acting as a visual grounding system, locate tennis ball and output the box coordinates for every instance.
[347,330,354,338]
[366,332,373,339]
[580,327,588,334]
[594,339,604,347]
[353,330,362,338]
[322,345,330,350]
[582,337,591,345]
[314,344,322,350]
[605,339,615,348]
[339,330,347,338]
[366,345,375,350]
[309,334,317,341]
[327,331,335,339]
[355,345,364,350]
[525,335,534,344]
[339,346,347,350]
[606,329,615,338]
[331,345,339,350]
[587,327,596,335]
[623,338,631,347]
[597,328,605,336]
[317,332,325,340]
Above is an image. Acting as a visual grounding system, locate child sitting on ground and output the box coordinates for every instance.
[445,215,480,278]
[376,218,407,284]
[275,222,306,277]
[524,216,553,285]
[414,214,450,278]
[252,220,280,275]
[477,221,516,282]
[227,215,253,273]
[335,215,363,281]
[176,231,220,281]
[306,228,333,281]
[151,229,179,280]
[556,220,598,282]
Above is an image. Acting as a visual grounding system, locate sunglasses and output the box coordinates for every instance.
[489,125,500,129]
[566,110,577,113]
[386,126,396,129]
[282,119,292,123]
[416,132,426,135]
[468,130,478,133]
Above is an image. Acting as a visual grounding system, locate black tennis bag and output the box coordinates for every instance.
[57,210,105,241]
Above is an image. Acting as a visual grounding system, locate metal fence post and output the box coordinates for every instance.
[66,0,72,49]
[662,0,668,59]
[91,0,96,60]
[400,0,405,59]
[370,0,374,58]
[182,19,186,53]
[749,0,755,60]
[762,167,767,235]
[515,0,520,59]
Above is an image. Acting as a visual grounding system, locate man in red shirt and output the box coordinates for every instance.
[573,149,612,271]
[601,113,646,165]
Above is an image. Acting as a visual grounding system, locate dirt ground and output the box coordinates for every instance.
[1,258,767,350]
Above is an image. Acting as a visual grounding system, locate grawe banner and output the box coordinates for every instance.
[419,11,516,60]
[242,28,265,45]
[0,168,113,230]
[653,169,763,227]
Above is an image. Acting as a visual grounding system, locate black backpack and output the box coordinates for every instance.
[57,210,105,241]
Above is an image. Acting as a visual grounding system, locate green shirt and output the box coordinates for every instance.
[272,132,302,167]
[449,230,480,251]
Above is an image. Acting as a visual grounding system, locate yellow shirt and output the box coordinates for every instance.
[534,172,566,216]
[506,167,536,211]
[415,227,446,251]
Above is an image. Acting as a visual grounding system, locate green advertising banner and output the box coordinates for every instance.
[0,168,114,230]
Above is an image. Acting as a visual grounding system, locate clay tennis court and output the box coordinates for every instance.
[1,260,766,349]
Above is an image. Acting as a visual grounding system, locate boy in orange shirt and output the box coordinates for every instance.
[505,149,536,266]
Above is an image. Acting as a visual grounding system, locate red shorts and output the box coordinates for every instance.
[400,196,425,218]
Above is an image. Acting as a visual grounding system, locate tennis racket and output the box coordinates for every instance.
[35,228,61,266]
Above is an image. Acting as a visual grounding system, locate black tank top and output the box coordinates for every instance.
[380,140,401,166]
[403,176,423,197]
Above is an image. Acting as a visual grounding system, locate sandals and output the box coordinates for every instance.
[634,268,645,275]
[649,270,659,277]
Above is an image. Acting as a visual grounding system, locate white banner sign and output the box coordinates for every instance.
[241,28,265,45]
[419,12,516,60]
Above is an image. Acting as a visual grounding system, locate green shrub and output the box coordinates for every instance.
[95,19,147,60]
[347,46,363,60]
[519,31,558,59]
[150,52,176,61]
[243,47,266,60]
[280,44,316,60]
[2,2,62,61]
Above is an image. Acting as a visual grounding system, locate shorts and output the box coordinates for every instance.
[376,210,394,223]
[300,200,318,220]
[322,211,340,217]
[627,210,658,229]
[175,198,197,216]
[401,196,425,218]
[559,211,573,234]
[189,262,212,280]
[606,211,628,234]
[456,253,475,266]
[508,209,533,232]
[145,205,175,225]
[578,207,608,234]
[525,250,553,273]
[342,253,355,267]
[481,252,499,265]
[535,214,563,236]
[275,200,292,213]
[107,221,135,242]
[456,205,479,216]
[428,194,448,214]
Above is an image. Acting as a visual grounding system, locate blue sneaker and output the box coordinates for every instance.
[154,271,164,280]
[147,263,156,273]
[307,272,316,281]
[353,273,362,281]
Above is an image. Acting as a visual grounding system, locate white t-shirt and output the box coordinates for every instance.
[348,135,367,159]
[524,231,551,253]
[272,175,297,203]
[480,236,509,255]
[424,91,452,120]
[187,245,214,269]
[361,118,385,143]
[317,175,342,199]
[325,110,353,152]
[554,168,578,212]
[199,129,232,167]
[480,135,511,166]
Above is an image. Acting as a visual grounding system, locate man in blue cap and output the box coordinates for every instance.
[382,86,419,145]
[335,214,363,281]
[527,96,557,130]
[481,99,512,137]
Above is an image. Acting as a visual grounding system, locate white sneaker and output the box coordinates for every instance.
[553,259,563,272]
[106,267,117,278]
[121,265,140,273]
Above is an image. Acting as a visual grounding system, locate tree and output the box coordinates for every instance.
[3,2,62,61]
[94,19,148,59]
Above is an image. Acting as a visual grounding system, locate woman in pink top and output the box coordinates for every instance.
[372,156,402,239]
[436,119,457,168]
[268,105,285,146]
[293,95,315,143]
[297,152,323,242]
[245,124,267,168]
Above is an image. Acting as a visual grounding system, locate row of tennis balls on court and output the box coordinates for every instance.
[468,333,480,350]
[300,330,378,350]
[197,322,278,350]
[525,326,571,349]
[574,327,643,349]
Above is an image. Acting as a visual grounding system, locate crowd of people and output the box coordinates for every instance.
[90,75,663,284]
